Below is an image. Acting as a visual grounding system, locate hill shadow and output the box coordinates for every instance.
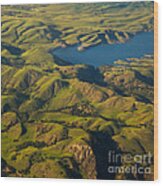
[90,131,121,180]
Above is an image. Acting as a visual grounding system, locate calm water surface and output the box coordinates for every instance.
[53,32,154,67]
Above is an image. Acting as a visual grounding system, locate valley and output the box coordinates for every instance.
[1,2,154,180]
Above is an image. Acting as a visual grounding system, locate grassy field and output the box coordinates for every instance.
[1,2,154,180]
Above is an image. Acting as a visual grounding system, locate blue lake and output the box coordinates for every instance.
[53,32,154,67]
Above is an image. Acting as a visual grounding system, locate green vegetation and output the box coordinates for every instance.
[1,2,154,180]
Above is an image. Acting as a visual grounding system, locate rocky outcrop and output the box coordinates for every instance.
[67,144,97,179]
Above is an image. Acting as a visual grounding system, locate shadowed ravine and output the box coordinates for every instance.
[90,131,121,179]
[2,2,154,180]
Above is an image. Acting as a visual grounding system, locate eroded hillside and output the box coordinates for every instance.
[1,2,154,180]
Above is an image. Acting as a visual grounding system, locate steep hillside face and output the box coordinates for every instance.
[1,2,154,180]
[1,55,154,180]
[100,56,154,103]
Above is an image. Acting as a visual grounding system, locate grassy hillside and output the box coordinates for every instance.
[1,2,154,180]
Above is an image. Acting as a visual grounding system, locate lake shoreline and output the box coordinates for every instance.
[53,31,154,67]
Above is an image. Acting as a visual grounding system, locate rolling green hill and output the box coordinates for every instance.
[1,2,154,180]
